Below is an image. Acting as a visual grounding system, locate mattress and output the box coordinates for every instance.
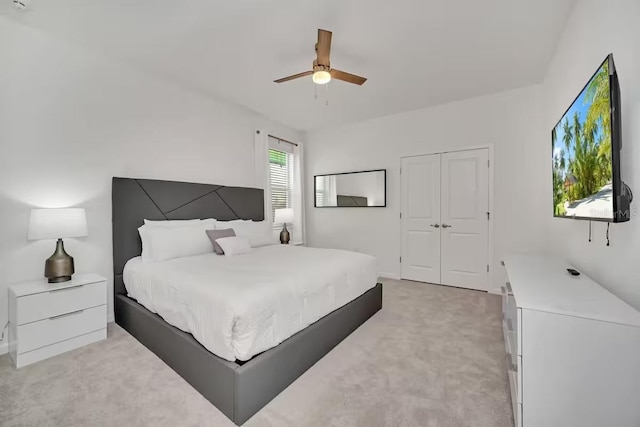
[123,245,377,362]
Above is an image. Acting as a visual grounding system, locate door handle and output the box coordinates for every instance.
[430,224,440,228]
[441,224,452,228]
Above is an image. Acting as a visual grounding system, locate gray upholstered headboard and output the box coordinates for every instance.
[111,177,264,296]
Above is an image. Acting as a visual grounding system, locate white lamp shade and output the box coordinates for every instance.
[28,208,88,240]
[274,208,294,224]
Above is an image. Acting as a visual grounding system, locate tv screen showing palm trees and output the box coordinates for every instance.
[552,57,614,220]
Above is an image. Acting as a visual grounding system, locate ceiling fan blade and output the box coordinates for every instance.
[330,69,367,85]
[274,70,313,83]
[316,29,332,66]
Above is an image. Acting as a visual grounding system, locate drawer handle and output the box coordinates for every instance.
[505,281,513,294]
[501,260,505,266]
[49,284,84,293]
[506,353,518,372]
[49,309,84,320]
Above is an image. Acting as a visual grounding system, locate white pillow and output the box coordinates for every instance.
[216,220,277,248]
[216,236,252,256]
[139,219,216,262]
[216,219,254,230]
[249,233,278,248]
[144,218,218,229]
[143,219,202,226]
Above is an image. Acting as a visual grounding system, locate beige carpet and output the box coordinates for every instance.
[0,279,513,427]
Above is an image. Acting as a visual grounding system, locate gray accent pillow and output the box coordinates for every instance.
[206,229,236,255]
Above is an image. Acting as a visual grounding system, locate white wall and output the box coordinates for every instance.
[305,85,547,283]
[0,16,301,351]
[542,0,640,310]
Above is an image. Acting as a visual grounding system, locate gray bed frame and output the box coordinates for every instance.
[112,177,383,425]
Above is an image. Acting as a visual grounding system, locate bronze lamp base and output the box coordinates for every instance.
[279,223,290,244]
[45,238,74,283]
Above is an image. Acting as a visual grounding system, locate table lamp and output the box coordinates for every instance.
[28,208,88,283]
[274,208,294,244]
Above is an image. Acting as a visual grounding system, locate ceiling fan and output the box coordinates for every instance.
[274,29,367,86]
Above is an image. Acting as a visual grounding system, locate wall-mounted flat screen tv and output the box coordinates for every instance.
[552,54,630,222]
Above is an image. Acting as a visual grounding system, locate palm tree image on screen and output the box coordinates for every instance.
[552,59,613,218]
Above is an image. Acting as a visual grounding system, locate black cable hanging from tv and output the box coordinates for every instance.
[606,222,610,246]
[588,220,592,242]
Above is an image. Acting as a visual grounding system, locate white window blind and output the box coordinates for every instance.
[269,148,294,227]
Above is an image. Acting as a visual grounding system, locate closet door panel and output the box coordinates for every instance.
[440,149,489,291]
[401,155,441,284]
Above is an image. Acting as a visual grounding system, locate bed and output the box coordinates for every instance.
[112,177,383,425]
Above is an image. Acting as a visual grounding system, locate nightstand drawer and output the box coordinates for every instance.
[17,305,107,354]
[16,281,106,325]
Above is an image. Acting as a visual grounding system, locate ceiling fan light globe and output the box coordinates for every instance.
[312,70,331,85]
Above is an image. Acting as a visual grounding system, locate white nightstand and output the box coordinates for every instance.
[8,273,107,368]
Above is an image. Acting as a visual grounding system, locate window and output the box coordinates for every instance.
[269,148,294,228]
[314,174,335,207]
[259,133,304,244]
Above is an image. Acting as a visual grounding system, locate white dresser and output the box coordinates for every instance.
[8,273,107,368]
[501,255,640,427]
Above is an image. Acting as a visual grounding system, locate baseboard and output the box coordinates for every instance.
[378,272,401,280]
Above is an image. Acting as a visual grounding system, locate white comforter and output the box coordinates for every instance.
[123,245,377,361]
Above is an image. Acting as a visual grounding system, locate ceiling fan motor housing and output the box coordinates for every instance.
[313,62,330,72]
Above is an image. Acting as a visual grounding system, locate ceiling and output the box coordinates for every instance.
[1,0,575,131]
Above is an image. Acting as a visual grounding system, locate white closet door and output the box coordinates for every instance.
[401,155,441,283]
[440,149,489,291]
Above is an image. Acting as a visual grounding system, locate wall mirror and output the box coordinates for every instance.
[314,169,386,207]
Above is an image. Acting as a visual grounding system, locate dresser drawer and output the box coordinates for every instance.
[16,281,106,325]
[17,305,107,354]
[517,355,523,404]
[508,364,520,426]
